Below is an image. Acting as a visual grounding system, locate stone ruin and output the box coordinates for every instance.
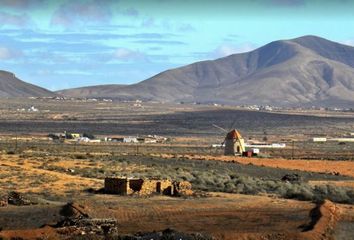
[0,191,33,207]
[54,202,118,237]
[104,177,193,196]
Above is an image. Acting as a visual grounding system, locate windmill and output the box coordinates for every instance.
[212,122,246,156]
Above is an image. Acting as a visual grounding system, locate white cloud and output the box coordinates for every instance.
[211,42,257,58]
[0,47,22,60]
[341,40,354,47]
[113,48,148,62]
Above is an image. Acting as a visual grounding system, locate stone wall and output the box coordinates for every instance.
[104,178,192,196]
[158,180,174,195]
[104,178,129,195]
[173,181,193,196]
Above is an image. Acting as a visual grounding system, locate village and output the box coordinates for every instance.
[47,131,168,144]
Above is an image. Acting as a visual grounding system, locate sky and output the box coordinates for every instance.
[0,0,354,90]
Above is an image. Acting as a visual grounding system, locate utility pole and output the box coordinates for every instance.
[291,140,295,159]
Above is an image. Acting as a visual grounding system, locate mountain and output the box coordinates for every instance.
[0,70,54,98]
[58,36,354,107]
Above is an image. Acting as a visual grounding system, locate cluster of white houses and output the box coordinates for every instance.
[48,132,167,144]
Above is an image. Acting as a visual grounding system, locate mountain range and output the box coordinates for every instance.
[0,70,54,98]
[2,35,354,107]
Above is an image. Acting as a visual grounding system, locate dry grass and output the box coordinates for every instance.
[0,154,101,197]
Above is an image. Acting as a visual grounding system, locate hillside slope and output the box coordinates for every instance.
[0,71,54,98]
[58,36,354,107]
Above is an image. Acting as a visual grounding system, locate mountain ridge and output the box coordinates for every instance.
[0,70,55,98]
[57,35,354,107]
[2,35,354,107]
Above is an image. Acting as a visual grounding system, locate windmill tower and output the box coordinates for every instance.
[212,124,246,156]
[224,129,245,156]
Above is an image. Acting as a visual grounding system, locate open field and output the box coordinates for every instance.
[0,99,354,239]
[0,98,353,138]
[1,98,354,160]
[0,194,335,240]
[1,149,354,239]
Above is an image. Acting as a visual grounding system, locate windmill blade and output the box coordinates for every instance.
[228,119,238,131]
[212,124,228,133]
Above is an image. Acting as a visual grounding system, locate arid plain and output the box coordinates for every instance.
[1,98,354,240]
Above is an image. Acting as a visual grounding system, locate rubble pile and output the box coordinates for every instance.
[55,202,118,237]
[0,192,34,207]
[8,191,32,206]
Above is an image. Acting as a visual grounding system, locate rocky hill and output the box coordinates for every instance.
[0,71,54,98]
[57,35,354,107]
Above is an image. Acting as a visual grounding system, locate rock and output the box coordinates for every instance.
[281,174,302,183]
[7,191,32,206]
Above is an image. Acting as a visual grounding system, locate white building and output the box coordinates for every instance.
[312,137,327,142]
[123,137,138,143]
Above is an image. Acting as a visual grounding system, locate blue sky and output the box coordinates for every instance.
[0,0,354,90]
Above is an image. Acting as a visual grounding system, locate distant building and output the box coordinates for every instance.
[313,137,327,142]
[78,137,90,143]
[27,106,39,112]
[110,137,124,142]
[123,137,138,143]
[65,132,81,139]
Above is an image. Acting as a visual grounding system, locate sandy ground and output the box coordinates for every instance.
[84,193,315,239]
[1,194,352,240]
[1,152,354,239]
[0,154,102,195]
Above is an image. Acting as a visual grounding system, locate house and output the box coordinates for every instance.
[77,137,90,143]
[111,137,124,142]
[137,136,158,143]
[27,106,39,112]
[64,132,81,139]
[71,133,81,139]
[123,137,138,143]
